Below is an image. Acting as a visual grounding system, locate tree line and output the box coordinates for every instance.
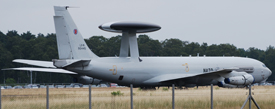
[0,30,274,84]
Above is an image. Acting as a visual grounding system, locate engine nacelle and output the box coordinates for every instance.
[224,74,254,85]
[73,76,101,85]
[217,81,245,88]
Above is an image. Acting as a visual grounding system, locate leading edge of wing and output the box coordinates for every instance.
[13,59,55,68]
[2,67,76,74]
[143,68,236,84]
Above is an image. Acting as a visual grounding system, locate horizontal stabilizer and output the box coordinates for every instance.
[2,67,76,74]
[13,59,55,68]
[53,59,91,68]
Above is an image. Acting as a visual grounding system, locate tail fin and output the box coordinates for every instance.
[53,6,98,59]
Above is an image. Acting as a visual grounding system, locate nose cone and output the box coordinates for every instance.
[268,68,272,77]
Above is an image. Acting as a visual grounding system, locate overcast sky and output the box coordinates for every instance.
[1,0,275,50]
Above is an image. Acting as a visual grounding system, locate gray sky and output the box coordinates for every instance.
[1,0,275,50]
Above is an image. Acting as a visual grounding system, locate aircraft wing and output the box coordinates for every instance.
[13,59,55,68]
[2,67,76,74]
[143,68,236,83]
[143,74,195,83]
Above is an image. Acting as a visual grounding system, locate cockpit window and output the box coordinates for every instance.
[262,64,267,68]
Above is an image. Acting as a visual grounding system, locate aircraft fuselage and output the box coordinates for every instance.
[67,57,271,87]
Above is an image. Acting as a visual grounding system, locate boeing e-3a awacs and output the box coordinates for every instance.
[4,6,272,88]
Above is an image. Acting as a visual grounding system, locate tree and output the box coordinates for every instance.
[21,31,35,40]
[138,35,162,56]
[6,78,16,84]
[161,38,186,56]
[105,35,121,56]
[205,44,219,56]
[246,47,265,61]
[85,36,108,56]
[264,46,275,81]
[184,42,201,56]
[6,30,19,37]
[218,44,239,56]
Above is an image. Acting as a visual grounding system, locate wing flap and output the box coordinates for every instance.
[2,67,76,74]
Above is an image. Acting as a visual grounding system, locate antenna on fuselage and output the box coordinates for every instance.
[99,21,161,62]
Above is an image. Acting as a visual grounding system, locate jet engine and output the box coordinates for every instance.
[73,75,101,85]
[217,81,244,88]
[224,74,254,85]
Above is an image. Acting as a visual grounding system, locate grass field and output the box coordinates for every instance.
[1,86,275,109]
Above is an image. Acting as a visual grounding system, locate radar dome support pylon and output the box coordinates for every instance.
[99,21,161,62]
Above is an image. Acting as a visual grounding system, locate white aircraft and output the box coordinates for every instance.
[4,6,272,88]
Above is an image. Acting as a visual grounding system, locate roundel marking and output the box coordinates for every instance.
[112,65,117,75]
[74,29,78,35]
[182,63,189,72]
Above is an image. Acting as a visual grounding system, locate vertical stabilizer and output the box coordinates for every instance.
[53,6,98,59]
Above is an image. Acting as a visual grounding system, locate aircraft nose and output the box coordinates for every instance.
[268,68,272,76]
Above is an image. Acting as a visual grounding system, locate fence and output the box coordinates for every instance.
[1,85,92,109]
[0,84,274,109]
